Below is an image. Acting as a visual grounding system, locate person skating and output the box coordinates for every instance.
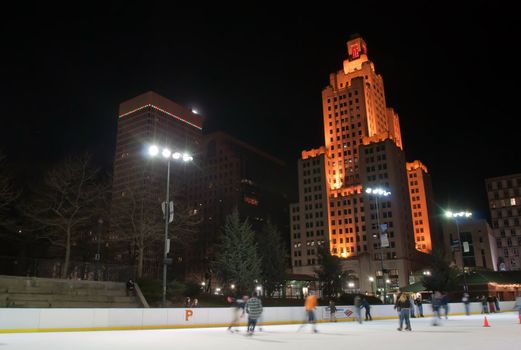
[414,294,424,317]
[462,293,470,316]
[227,295,247,332]
[353,295,363,324]
[245,292,263,335]
[329,300,337,322]
[409,294,416,318]
[441,293,449,319]
[480,295,489,314]
[298,291,318,333]
[395,293,412,331]
[361,298,372,321]
[431,291,442,326]
[493,295,500,313]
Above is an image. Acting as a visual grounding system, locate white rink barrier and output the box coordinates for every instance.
[0,301,516,333]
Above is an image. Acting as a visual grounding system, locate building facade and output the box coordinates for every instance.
[406,161,436,253]
[441,219,498,271]
[290,35,434,294]
[486,174,521,271]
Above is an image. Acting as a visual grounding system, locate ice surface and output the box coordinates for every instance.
[1,312,519,350]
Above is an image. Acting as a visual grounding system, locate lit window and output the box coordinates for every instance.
[511,198,516,206]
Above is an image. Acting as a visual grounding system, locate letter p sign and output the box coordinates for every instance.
[185,309,193,321]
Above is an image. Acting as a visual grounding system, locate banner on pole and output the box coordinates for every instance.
[162,201,174,223]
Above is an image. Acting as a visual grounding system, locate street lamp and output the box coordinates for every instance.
[444,210,472,292]
[369,276,375,295]
[365,187,391,303]
[148,144,194,307]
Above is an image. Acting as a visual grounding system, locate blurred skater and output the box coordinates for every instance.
[353,295,363,324]
[361,298,372,321]
[431,291,442,326]
[298,291,318,333]
[409,294,416,318]
[329,300,337,322]
[493,295,500,313]
[462,293,470,316]
[245,292,263,335]
[441,293,449,319]
[227,295,247,332]
[480,295,489,314]
[488,295,496,313]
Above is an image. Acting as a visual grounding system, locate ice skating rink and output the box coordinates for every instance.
[1,312,519,350]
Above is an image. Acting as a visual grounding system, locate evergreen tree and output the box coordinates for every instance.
[215,209,261,294]
[316,246,343,299]
[257,219,287,297]
[422,249,459,292]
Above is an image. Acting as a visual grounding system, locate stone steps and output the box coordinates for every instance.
[0,275,142,308]
[5,300,139,308]
[0,293,136,303]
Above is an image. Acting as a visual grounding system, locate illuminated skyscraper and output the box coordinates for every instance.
[110,91,203,276]
[290,35,434,293]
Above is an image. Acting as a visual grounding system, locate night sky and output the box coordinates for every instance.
[1,3,519,219]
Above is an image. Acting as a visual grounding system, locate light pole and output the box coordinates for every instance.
[369,276,375,296]
[148,144,193,307]
[365,187,391,303]
[444,210,472,293]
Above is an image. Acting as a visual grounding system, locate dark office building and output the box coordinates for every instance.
[110,91,203,277]
[187,131,289,286]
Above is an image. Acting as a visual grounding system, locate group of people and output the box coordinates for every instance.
[225,290,518,336]
[184,297,199,308]
[227,292,263,335]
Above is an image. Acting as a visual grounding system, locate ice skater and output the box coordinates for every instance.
[329,300,337,322]
[409,293,416,318]
[395,292,412,331]
[462,293,470,316]
[361,298,372,321]
[414,294,424,317]
[431,291,442,326]
[245,292,263,335]
[353,295,363,324]
[480,295,489,314]
[227,295,247,332]
[441,293,449,319]
[298,290,318,333]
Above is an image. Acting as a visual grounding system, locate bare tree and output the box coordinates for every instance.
[0,153,19,215]
[112,188,202,278]
[24,154,106,278]
[112,188,163,278]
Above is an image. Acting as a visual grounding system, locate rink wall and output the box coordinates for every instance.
[0,301,516,333]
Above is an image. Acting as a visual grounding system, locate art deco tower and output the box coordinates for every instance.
[290,35,435,292]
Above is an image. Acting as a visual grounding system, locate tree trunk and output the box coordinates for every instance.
[137,247,144,278]
[61,228,71,279]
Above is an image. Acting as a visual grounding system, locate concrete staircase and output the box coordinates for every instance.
[0,275,143,308]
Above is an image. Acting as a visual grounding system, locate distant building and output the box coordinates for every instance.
[188,131,289,286]
[441,218,498,271]
[289,36,434,295]
[485,174,521,270]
